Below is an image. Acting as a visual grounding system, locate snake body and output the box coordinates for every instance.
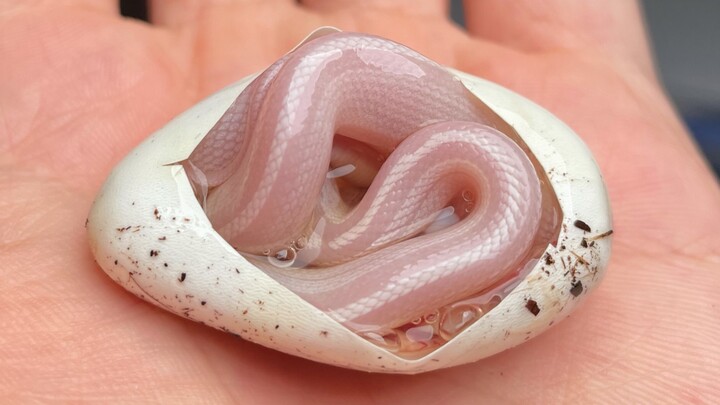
[189,33,542,330]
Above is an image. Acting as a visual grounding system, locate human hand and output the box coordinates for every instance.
[2,0,718,402]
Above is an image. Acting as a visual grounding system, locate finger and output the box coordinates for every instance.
[0,0,117,15]
[301,0,448,17]
[148,0,202,28]
[463,0,654,72]
[149,0,295,28]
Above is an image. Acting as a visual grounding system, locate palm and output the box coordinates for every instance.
[2,1,718,403]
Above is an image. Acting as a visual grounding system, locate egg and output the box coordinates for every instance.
[86,28,612,374]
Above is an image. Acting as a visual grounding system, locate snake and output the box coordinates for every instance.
[187,32,543,330]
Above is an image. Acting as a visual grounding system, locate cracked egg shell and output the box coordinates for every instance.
[86,39,612,375]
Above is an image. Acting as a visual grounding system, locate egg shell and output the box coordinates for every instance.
[86,32,612,374]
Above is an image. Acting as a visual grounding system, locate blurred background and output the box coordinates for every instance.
[120,0,720,176]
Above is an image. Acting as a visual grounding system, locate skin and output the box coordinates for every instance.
[1,0,718,403]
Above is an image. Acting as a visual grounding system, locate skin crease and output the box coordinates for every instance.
[0,0,719,402]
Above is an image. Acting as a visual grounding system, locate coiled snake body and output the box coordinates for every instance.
[189,33,542,330]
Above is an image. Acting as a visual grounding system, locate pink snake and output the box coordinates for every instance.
[188,33,542,330]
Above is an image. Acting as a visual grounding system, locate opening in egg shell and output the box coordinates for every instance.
[184,31,563,359]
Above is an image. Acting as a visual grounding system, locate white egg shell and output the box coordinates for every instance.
[87,37,612,375]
